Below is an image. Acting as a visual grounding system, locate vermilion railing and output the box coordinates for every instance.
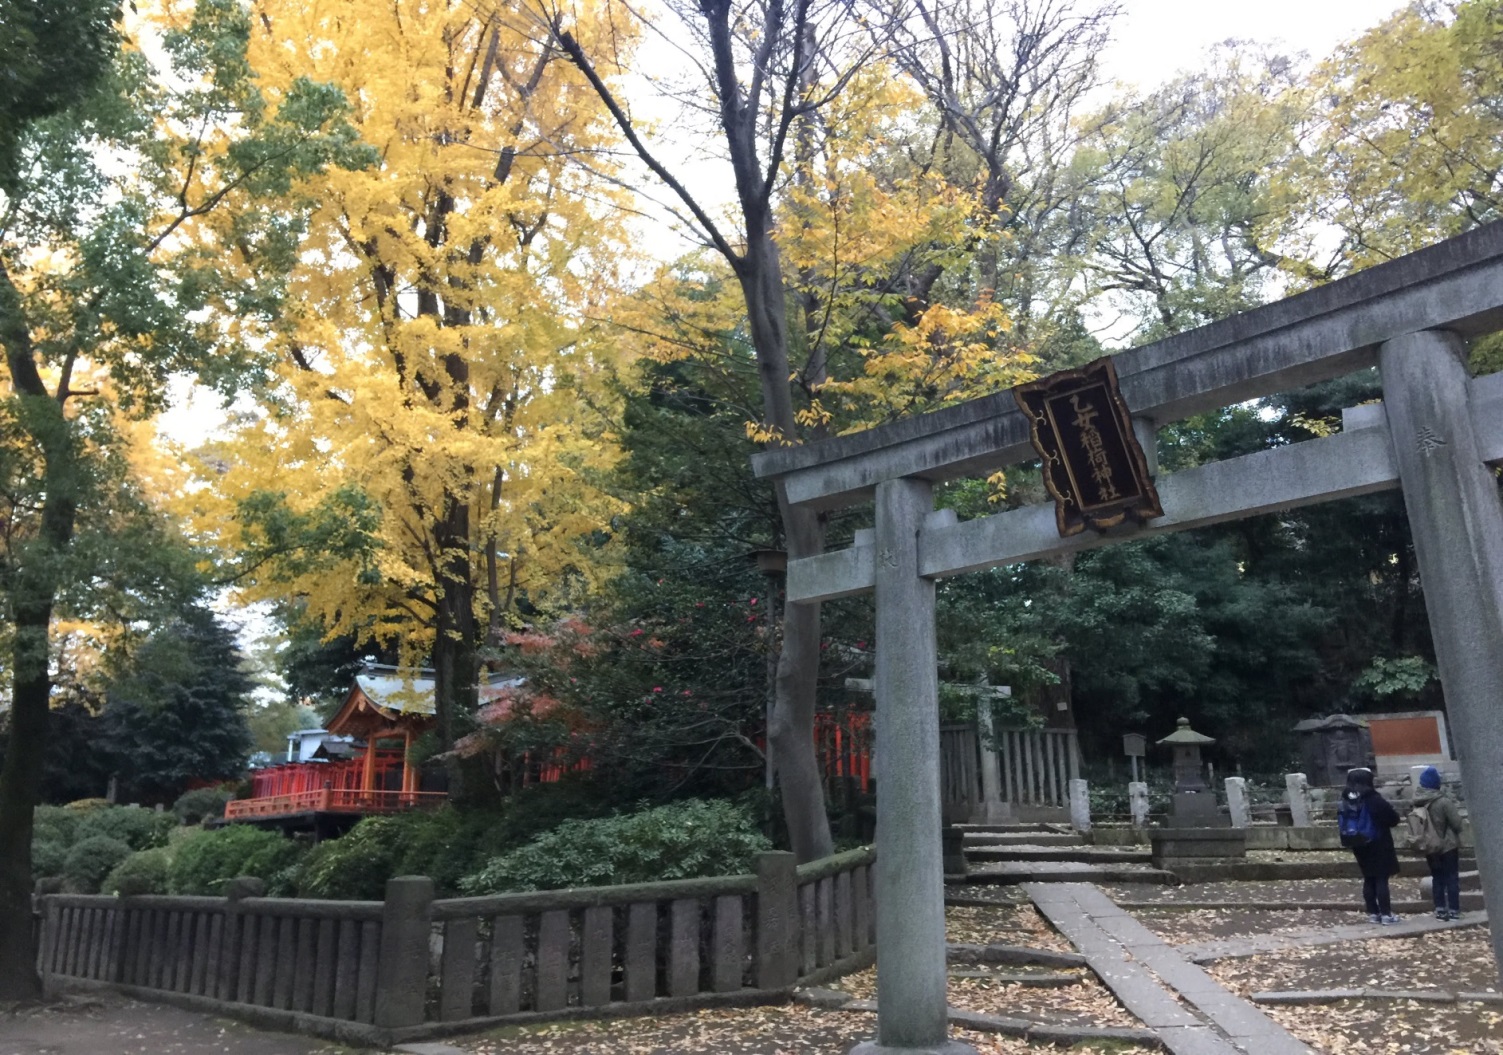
[223,789,447,821]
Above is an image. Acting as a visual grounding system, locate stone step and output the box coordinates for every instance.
[966,846,1153,865]
[961,861,1177,884]
[954,823,1070,834]
[964,832,1084,847]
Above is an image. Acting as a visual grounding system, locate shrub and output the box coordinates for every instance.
[172,787,234,825]
[103,848,172,897]
[62,836,133,894]
[460,798,771,894]
[168,826,304,895]
[32,837,68,879]
[33,805,81,847]
[76,805,176,851]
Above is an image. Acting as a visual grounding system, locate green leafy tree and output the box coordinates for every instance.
[0,0,371,996]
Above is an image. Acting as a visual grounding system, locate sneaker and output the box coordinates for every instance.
[1436,910,1450,921]
[1447,910,1462,921]
[1380,914,1402,925]
[1367,913,1382,924]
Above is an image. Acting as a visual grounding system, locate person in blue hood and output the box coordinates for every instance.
[1412,765,1465,920]
[1341,767,1401,923]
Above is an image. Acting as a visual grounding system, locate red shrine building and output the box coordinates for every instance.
[224,664,521,831]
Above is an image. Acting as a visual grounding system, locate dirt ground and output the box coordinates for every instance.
[0,994,352,1055]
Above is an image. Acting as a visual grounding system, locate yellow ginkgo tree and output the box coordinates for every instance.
[183,0,635,746]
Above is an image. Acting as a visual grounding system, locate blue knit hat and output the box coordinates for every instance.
[1420,766,1442,789]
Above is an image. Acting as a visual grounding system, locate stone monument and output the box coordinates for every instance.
[1159,717,1223,827]
[1148,718,1246,876]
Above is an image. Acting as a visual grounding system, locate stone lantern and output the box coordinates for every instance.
[1158,717,1221,826]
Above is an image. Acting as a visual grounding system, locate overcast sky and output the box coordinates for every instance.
[1105,0,1404,88]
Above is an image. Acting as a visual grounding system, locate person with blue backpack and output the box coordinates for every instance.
[1339,767,1402,923]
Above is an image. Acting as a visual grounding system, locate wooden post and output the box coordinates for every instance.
[401,727,415,798]
[361,731,377,799]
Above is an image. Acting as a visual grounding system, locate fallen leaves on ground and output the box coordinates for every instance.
[1207,926,1503,1053]
[442,1005,1149,1054]
[1134,906,1361,946]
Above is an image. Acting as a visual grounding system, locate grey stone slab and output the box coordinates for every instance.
[1365,989,1458,1003]
[1137,953,1231,999]
[1252,990,1363,1005]
[396,1044,469,1055]
[1184,993,1287,1039]
[1027,1023,1161,1046]
[794,987,856,1009]
[946,969,1081,987]
[1181,910,1491,964]
[1154,1025,1245,1055]
[1459,992,1503,1004]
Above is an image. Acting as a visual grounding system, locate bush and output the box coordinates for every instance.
[172,787,234,825]
[76,805,176,852]
[32,837,68,879]
[64,798,111,812]
[168,826,304,895]
[103,847,172,897]
[62,836,133,894]
[33,805,81,847]
[460,798,771,894]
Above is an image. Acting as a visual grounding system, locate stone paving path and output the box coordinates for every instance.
[1025,882,1313,1055]
[1175,910,1490,964]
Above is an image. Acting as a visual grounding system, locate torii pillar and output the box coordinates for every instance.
[1381,329,1503,970]
[852,478,975,1055]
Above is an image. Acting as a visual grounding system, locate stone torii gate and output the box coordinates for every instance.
[752,223,1503,1054]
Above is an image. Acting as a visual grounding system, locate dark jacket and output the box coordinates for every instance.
[1412,789,1465,856]
[1344,786,1401,878]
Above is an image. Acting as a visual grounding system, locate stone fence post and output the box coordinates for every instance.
[755,851,799,989]
[1068,779,1091,833]
[1285,773,1312,828]
[1128,782,1149,829]
[1225,778,1250,829]
[941,826,968,877]
[216,876,265,1000]
[374,876,433,1030]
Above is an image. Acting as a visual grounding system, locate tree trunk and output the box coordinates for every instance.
[0,610,49,1000]
[737,231,834,863]
[0,406,78,999]
[432,496,479,751]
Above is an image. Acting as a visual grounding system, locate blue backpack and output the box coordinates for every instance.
[1339,797,1378,848]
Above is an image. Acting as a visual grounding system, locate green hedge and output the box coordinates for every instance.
[460,798,771,894]
[104,847,173,897]
[63,836,133,894]
[76,805,176,851]
[168,826,304,895]
[33,837,68,880]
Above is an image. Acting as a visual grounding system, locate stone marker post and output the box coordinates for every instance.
[1068,779,1091,833]
[1129,782,1149,829]
[1380,329,1503,975]
[976,695,1007,823]
[1410,765,1431,795]
[755,852,799,989]
[375,876,433,1030]
[856,478,975,1055]
[1225,778,1250,829]
[1285,773,1312,828]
